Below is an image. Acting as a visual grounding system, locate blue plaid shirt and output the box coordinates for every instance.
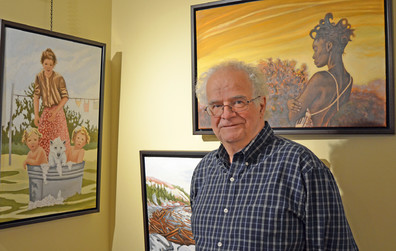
[191,122,358,250]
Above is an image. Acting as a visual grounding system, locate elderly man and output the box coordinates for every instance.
[190,61,357,250]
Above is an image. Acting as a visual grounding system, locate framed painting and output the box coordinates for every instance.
[0,20,105,228]
[140,150,208,251]
[191,0,394,135]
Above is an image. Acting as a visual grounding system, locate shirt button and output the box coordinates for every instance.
[217,241,223,247]
[245,162,249,166]
[230,177,235,182]
[224,208,228,213]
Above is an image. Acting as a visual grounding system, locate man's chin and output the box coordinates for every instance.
[218,127,243,141]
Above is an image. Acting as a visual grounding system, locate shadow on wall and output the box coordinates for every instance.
[109,51,122,248]
[328,137,396,251]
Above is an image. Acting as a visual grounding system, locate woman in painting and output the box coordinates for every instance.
[287,13,355,127]
[34,48,70,157]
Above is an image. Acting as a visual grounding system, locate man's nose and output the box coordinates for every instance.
[221,105,235,118]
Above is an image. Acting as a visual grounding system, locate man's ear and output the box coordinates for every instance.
[260,96,267,115]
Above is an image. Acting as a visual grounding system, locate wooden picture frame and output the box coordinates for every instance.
[140,150,208,251]
[191,0,394,135]
[0,20,105,228]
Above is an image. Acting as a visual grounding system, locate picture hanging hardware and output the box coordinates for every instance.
[50,0,53,31]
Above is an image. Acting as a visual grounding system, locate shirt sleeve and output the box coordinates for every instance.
[190,161,201,210]
[57,75,69,99]
[302,155,358,250]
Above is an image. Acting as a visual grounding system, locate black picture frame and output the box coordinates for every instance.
[0,20,105,229]
[140,150,208,251]
[191,0,394,135]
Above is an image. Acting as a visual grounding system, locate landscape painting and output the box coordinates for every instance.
[140,151,208,251]
[0,20,105,228]
[191,0,394,134]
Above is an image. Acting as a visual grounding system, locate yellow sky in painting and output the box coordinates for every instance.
[196,0,386,85]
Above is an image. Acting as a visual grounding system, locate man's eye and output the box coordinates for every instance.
[233,100,246,106]
[211,104,223,109]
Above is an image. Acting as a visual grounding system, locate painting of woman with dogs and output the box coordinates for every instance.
[0,20,105,228]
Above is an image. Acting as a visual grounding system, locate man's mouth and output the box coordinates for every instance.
[220,123,240,129]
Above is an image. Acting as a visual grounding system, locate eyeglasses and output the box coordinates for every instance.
[205,96,261,117]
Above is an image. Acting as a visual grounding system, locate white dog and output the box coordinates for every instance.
[48,137,67,176]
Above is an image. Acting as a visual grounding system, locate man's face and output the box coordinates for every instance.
[206,67,266,149]
[312,38,329,68]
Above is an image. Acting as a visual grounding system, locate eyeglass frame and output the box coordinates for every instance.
[204,96,262,117]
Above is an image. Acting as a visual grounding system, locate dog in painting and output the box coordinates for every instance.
[48,137,67,176]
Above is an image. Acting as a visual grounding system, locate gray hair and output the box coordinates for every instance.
[195,60,269,105]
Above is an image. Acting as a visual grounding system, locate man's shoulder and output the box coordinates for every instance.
[272,134,307,153]
[192,150,218,181]
[197,150,217,165]
[271,135,324,169]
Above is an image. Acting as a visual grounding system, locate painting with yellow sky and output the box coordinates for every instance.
[192,0,394,134]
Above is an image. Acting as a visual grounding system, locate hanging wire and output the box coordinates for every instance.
[50,0,53,31]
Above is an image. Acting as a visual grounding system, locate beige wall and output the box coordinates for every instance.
[112,0,396,250]
[0,0,116,251]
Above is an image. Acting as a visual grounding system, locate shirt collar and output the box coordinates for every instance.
[216,122,274,165]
